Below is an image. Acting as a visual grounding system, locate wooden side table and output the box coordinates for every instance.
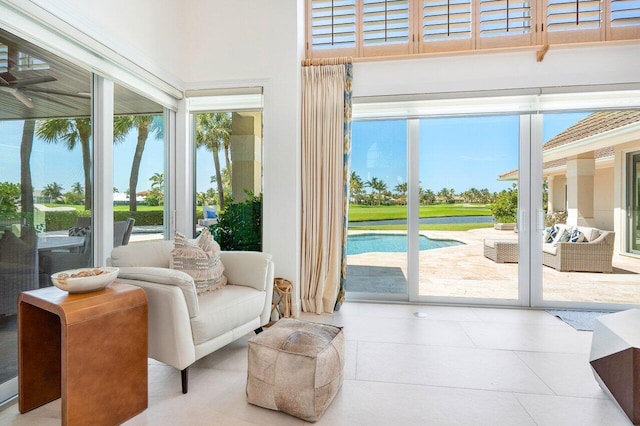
[271,278,292,320]
[18,282,148,425]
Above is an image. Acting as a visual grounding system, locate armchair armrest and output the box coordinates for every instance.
[220,251,273,292]
[117,266,199,317]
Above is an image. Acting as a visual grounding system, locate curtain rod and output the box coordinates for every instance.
[301,56,353,66]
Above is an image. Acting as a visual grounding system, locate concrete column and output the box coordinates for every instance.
[566,153,595,227]
[230,112,262,202]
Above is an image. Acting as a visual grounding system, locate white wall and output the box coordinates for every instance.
[353,42,640,98]
[180,0,304,314]
[47,0,186,85]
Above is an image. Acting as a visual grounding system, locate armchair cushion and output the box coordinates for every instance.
[170,229,227,295]
[191,285,265,345]
[111,240,174,268]
[117,266,199,317]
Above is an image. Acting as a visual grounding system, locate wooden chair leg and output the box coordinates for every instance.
[181,367,189,394]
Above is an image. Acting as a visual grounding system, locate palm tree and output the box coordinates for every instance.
[349,171,364,204]
[42,182,64,203]
[195,113,232,210]
[150,172,164,190]
[114,115,163,211]
[20,120,36,218]
[36,118,92,209]
[365,177,388,205]
[71,182,84,196]
[394,182,408,198]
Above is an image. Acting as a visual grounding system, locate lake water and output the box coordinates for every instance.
[352,215,494,227]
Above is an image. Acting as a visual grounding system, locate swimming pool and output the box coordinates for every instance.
[346,233,463,255]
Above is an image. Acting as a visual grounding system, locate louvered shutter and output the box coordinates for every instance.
[607,0,640,40]
[478,0,535,48]
[544,0,602,43]
[309,0,357,54]
[422,0,473,52]
[362,0,412,55]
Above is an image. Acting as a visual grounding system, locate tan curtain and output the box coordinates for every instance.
[300,60,350,314]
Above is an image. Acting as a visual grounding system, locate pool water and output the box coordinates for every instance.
[346,233,463,255]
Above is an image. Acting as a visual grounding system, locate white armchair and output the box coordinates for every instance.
[108,240,274,393]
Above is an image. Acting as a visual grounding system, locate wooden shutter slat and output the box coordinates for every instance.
[310,0,356,49]
[363,0,410,46]
[423,0,472,42]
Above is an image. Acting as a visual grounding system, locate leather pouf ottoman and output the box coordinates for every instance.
[246,318,344,422]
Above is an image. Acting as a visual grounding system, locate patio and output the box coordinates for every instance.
[347,228,640,304]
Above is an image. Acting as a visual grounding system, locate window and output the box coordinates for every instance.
[188,91,264,251]
[113,83,167,244]
[0,27,92,402]
[306,0,640,58]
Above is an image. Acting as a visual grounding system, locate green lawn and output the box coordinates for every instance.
[349,223,493,232]
[348,203,492,222]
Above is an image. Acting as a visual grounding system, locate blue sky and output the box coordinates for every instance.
[0,119,219,194]
[351,112,589,194]
[0,112,589,196]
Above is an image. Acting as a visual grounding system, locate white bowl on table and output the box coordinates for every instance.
[51,267,119,293]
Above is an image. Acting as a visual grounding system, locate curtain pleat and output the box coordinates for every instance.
[300,64,350,314]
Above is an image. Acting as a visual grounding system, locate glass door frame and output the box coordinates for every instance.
[407,115,533,307]
[627,151,640,255]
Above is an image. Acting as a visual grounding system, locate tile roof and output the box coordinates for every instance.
[499,111,640,180]
[544,110,640,150]
[498,146,616,180]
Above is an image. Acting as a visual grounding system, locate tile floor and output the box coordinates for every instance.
[0,302,632,425]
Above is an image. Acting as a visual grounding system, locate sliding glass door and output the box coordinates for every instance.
[538,111,640,308]
[347,120,408,300]
[416,115,521,303]
[350,99,640,310]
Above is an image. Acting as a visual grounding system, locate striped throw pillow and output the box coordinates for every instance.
[171,228,227,295]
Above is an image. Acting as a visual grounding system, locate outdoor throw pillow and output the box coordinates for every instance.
[68,226,90,237]
[554,228,572,246]
[543,226,555,243]
[569,228,585,243]
[170,228,227,295]
[546,225,560,243]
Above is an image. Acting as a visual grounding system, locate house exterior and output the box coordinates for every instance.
[500,111,640,254]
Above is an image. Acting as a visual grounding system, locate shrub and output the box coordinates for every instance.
[490,185,518,223]
[545,211,568,227]
[44,210,164,231]
[0,181,21,216]
[45,210,79,231]
[114,210,163,226]
[211,193,262,251]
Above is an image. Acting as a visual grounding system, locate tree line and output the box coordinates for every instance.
[12,112,231,217]
[349,171,500,206]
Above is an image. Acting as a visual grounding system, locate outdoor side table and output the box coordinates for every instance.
[18,282,148,425]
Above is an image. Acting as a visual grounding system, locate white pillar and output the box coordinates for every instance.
[566,153,595,227]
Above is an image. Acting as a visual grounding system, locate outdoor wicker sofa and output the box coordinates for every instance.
[542,226,615,273]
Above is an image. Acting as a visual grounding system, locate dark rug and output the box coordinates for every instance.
[546,309,616,331]
[345,265,407,294]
